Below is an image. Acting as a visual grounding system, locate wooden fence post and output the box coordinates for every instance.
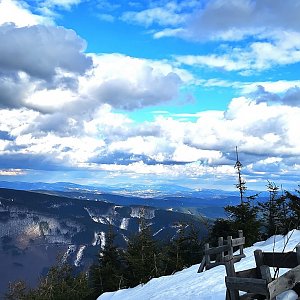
[238,230,244,256]
[225,259,239,300]
[227,236,233,258]
[296,245,300,265]
[205,243,210,267]
[218,236,224,262]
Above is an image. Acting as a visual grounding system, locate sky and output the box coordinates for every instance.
[0,0,300,190]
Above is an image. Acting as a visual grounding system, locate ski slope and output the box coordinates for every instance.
[98,230,300,300]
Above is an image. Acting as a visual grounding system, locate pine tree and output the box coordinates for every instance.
[124,213,160,287]
[225,200,261,246]
[162,222,203,274]
[209,218,235,245]
[89,225,126,297]
[285,187,300,229]
[220,147,261,246]
[5,264,91,300]
[258,181,289,237]
[234,146,247,204]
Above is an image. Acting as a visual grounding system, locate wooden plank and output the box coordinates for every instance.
[240,293,265,300]
[227,236,233,257]
[232,254,246,263]
[206,261,224,270]
[227,288,239,300]
[254,250,264,277]
[205,243,210,267]
[260,265,272,284]
[262,252,298,268]
[236,267,259,279]
[205,244,230,255]
[225,277,268,295]
[268,265,300,298]
[197,257,206,273]
[238,230,245,256]
[225,259,236,277]
[232,237,246,247]
[296,245,300,265]
[218,237,224,262]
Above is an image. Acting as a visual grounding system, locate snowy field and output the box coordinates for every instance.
[98,230,300,300]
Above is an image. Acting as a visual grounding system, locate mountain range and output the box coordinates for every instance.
[0,187,207,297]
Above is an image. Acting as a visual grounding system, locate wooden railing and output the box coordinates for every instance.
[198,230,245,273]
[225,245,300,299]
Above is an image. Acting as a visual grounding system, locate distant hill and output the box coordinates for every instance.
[0,180,269,220]
[0,188,207,297]
[0,180,268,199]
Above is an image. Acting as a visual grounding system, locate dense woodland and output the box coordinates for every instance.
[4,179,300,299]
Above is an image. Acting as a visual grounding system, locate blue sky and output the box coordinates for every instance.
[1,0,300,190]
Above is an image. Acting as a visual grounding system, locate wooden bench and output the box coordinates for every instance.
[198,230,245,273]
[225,245,300,299]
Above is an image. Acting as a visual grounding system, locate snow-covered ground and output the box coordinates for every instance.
[98,230,300,300]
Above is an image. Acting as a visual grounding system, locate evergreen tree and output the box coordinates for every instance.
[234,146,247,204]
[258,181,289,237]
[162,222,203,274]
[217,147,262,246]
[225,199,261,246]
[5,264,91,300]
[124,214,160,287]
[209,218,235,245]
[89,225,126,297]
[285,187,300,229]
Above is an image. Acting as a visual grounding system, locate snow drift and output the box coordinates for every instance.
[98,230,300,300]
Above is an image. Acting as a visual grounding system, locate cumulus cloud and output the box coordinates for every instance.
[134,0,300,73]
[0,22,93,110]
[2,94,300,183]
[175,30,300,73]
[0,0,51,27]
[153,0,300,42]
[65,54,184,112]
[0,24,91,80]
[252,86,300,107]
[187,0,300,41]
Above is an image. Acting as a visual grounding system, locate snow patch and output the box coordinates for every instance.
[84,207,108,224]
[130,207,155,219]
[99,231,106,250]
[120,218,129,230]
[92,232,103,246]
[62,245,76,263]
[74,245,86,267]
[153,228,164,237]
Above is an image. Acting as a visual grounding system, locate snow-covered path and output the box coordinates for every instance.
[98,230,300,300]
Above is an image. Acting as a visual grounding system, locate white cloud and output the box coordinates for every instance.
[146,1,300,74]
[0,24,91,80]
[97,13,115,22]
[122,6,187,27]
[42,0,82,10]
[179,0,300,42]
[75,53,183,110]
[175,30,300,73]
[2,93,300,185]
[0,0,52,26]
[0,168,26,175]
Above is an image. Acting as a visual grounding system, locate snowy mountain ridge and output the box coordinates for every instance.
[98,230,300,300]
